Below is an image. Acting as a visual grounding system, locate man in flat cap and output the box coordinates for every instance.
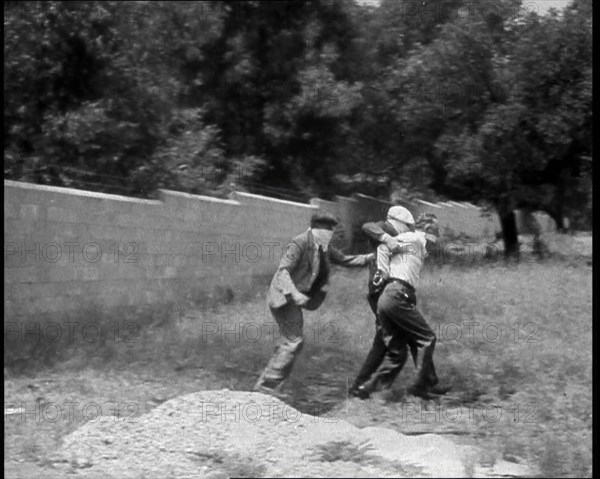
[350,209,446,399]
[254,211,373,394]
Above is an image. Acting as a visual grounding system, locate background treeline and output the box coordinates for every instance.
[4,0,592,254]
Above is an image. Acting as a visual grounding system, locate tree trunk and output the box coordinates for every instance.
[550,174,566,232]
[497,205,519,262]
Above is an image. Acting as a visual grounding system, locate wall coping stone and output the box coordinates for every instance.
[159,189,240,205]
[4,180,162,205]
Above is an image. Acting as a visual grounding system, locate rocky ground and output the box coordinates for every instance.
[45,389,535,478]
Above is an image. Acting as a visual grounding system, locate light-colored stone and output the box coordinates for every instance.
[52,390,536,478]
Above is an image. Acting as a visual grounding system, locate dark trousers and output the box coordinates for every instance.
[352,281,438,393]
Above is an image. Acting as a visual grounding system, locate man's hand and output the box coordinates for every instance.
[291,291,310,307]
[372,269,387,289]
[383,234,404,254]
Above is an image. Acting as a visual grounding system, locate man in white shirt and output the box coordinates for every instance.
[350,212,443,399]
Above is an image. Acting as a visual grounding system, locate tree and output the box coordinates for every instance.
[442,0,592,253]
[4,1,230,196]
[185,0,369,197]
[4,2,171,193]
[4,0,591,224]
[375,0,592,258]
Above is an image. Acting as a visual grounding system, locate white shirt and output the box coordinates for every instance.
[377,231,428,289]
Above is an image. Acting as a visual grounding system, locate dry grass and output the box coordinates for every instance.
[307,439,425,476]
[187,450,268,478]
[4,255,593,478]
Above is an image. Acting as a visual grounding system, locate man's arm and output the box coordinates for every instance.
[272,241,308,304]
[363,221,393,243]
[328,247,374,267]
[363,221,403,252]
[376,244,392,278]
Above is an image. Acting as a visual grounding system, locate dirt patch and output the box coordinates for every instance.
[48,390,535,478]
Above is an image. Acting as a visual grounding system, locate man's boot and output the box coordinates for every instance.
[254,338,303,393]
[348,383,370,400]
[353,340,408,400]
[406,338,449,398]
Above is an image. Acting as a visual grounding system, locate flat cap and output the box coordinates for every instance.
[310,212,338,230]
[387,205,415,226]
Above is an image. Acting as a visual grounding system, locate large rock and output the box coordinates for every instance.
[51,390,534,478]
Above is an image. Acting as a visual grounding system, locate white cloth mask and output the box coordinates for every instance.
[311,228,334,250]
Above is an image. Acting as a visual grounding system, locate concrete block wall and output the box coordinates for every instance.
[334,195,361,252]
[345,194,395,253]
[515,209,557,235]
[5,179,505,328]
[334,195,502,252]
[4,181,317,325]
[409,199,501,241]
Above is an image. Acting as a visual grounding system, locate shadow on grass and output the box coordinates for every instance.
[306,439,425,476]
[188,450,268,478]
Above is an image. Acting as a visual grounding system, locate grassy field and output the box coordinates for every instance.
[4,256,593,477]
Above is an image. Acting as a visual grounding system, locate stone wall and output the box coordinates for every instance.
[4,180,503,327]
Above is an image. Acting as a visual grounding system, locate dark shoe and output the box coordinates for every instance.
[253,371,283,391]
[407,383,452,399]
[349,385,370,400]
[406,387,435,399]
[428,384,452,395]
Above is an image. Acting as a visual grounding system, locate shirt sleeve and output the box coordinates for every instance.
[272,241,302,297]
[376,244,392,277]
[362,221,391,243]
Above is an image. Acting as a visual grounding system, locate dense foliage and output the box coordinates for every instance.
[4,0,592,252]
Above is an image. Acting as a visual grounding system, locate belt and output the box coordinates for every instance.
[388,278,415,294]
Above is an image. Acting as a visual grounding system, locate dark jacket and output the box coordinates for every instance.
[267,229,373,310]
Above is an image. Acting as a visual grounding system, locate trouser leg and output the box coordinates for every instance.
[351,317,387,389]
[375,282,438,392]
[362,330,409,393]
[410,336,438,391]
[395,301,438,391]
[255,303,304,390]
